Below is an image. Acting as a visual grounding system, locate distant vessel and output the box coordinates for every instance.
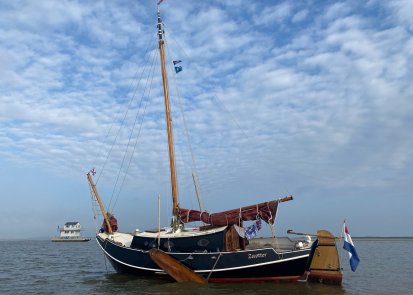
[51,222,90,242]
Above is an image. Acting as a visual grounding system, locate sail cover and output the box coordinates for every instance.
[178,200,279,226]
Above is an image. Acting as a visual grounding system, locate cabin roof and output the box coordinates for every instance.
[65,222,79,225]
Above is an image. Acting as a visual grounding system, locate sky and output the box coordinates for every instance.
[0,0,412,239]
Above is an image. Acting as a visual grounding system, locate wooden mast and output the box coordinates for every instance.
[87,173,113,234]
[157,8,180,226]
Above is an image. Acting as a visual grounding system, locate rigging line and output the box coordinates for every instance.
[163,25,249,139]
[106,63,153,212]
[110,49,158,212]
[96,34,158,186]
[161,34,181,202]
[107,46,158,209]
[167,40,203,209]
[158,35,178,218]
[89,183,99,231]
[96,36,157,186]
[107,45,159,212]
[165,39,206,212]
[207,252,223,281]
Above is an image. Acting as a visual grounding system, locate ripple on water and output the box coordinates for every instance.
[1,239,413,295]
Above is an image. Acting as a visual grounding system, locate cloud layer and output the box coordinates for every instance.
[0,0,412,238]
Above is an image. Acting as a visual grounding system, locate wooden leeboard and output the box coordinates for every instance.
[310,230,340,270]
[149,249,207,284]
[308,230,343,284]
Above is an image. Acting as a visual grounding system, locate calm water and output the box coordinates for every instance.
[0,238,412,294]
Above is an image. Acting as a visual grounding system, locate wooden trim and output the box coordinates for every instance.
[158,12,179,218]
[87,173,112,234]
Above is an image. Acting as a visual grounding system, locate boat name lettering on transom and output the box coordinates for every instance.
[248,253,267,259]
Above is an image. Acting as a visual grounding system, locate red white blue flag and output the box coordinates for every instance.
[343,223,360,272]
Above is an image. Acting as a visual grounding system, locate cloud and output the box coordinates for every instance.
[292,9,308,23]
[254,2,293,25]
[0,0,412,238]
[387,0,413,30]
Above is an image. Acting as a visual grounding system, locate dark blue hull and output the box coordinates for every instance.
[97,235,311,282]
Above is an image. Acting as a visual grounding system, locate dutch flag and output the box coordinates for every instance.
[343,223,360,272]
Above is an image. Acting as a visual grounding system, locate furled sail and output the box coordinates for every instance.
[178,200,279,226]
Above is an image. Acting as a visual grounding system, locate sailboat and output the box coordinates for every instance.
[87,4,342,284]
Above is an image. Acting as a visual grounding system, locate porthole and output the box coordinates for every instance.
[197,239,210,247]
[163,241,174,248]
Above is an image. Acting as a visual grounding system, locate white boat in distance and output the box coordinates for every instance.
[51,222,91,242]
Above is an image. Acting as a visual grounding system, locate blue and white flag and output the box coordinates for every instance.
[173,60,182,73]
[245,223,258,240]
[244,219,262,240]
[343,223,360,272]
